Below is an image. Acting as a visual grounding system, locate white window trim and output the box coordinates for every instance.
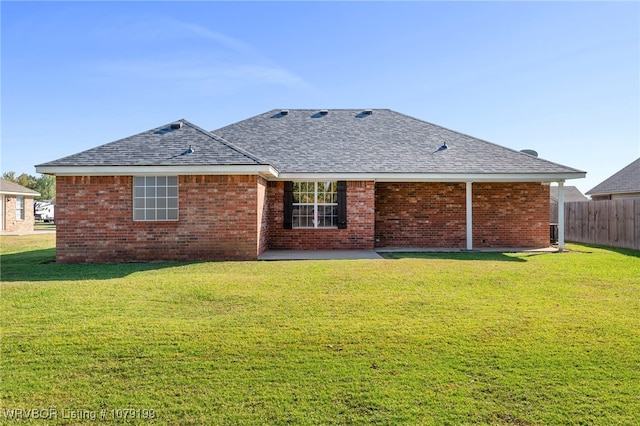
[292,181,338,228]
[15,196,24,221]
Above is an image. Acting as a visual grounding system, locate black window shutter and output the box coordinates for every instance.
[283,181,293,229]
[337,181,347,229]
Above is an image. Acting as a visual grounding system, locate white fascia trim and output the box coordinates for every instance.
[0,190,41,197]
[586,190,639,197]
[35,165,280,179]
[277,172,586,182]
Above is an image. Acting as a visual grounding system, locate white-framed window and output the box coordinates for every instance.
[133,176,178,221]
[16,196,24,220]
[292,181,338,228]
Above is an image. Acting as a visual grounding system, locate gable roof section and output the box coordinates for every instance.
[213,109,585,181]
[0,178,40,196]
[586,158,640,196]
[550,186,588,203]
[36,120,277,177]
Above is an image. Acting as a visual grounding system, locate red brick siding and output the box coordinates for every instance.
[375,182,467,248]
[375,182,550,249]
[267,181,376,250]
[2,195,36,233]
[472,183,549,248]
[56,175,260,263]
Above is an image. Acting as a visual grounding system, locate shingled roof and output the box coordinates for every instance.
[37,109,585,182]
[550,186,588,203]
[586,158,640,197]
[37,120,267,168]
[213,109,584,177]
[0,178,40,196]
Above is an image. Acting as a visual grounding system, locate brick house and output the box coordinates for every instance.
[0,178,40,233]
[36,109,585,263]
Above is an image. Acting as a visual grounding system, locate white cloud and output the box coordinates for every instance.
[92,18,315,94]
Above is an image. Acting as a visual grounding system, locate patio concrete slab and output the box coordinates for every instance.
[259,250,383,261]
[376,246,560,253]
[260,246,560,261]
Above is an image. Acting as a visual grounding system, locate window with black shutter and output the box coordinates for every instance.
[283,181,346,229]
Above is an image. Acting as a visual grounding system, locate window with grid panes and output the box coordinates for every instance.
[133,176,178,221]
[292,181,338,228]
[16,196,24,220]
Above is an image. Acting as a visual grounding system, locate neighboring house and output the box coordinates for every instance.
[0,178,40,233]
[549,185,588,224]
[36,109,585,263]
[586,158,640,200]
[550,186,588,204]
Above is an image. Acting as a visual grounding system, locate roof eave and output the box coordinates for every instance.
[35,165,280,179]
[34,165,585,183]
[277,172,586,182]
[0,190,41,196]
[585,189,640,197]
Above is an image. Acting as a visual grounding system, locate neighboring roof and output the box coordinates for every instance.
[36,120,272,175]
[586,158,640,196]
[37,109,586,182]
[0,178,40,196]
[550,186,588,203]
[214,109,584,179]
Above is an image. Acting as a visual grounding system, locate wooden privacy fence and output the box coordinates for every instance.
[558,200,640,251]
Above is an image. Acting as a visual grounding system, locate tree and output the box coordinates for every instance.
[2,171,56,200]
[34,174,56,200]
[2,171,16,181]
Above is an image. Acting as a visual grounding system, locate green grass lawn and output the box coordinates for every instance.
[1,234,639,425]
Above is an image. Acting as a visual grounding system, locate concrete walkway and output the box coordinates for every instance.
[376,246,559,253]
[259,246,558,261]
[259,250,383,260]
[0,230,56,236]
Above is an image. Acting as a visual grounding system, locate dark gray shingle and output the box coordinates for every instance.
[213,109,583,174]
[38,109,585,178]
[586,158,640,196]
[37,120,266,167]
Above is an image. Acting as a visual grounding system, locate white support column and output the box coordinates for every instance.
[466,181,473,250]
[558,180,565,252]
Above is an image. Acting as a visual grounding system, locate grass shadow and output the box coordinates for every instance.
[0,248,188,282]
[567,243,640,259]
[381,252,528,262]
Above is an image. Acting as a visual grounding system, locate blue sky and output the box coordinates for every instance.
[2,1,638,194]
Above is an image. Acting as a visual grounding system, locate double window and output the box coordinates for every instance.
[133,176,178,221]
[292,182,338,228]
[284,181,347,229]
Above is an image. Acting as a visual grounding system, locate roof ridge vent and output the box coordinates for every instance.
[319,109,329,115]
[170,121,183,129]
[280,110,289,115]
[364,109,373,115]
